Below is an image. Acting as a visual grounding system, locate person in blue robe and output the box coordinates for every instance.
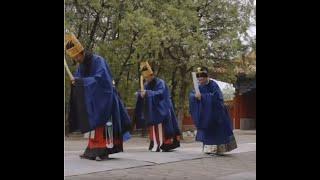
[65,33,131,161]
[135,62,181,152]
[189,67,237,155]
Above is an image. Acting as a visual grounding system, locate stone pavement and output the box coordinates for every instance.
[64,130,256,179]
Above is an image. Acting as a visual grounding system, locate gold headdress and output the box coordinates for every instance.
[140,61,153,78]
[65,33,84,58]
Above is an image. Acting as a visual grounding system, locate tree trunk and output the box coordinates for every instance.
[102,16,110,41]
[176,64,188,135]
[77,22,83,39]
[86,12,101,50]
[114,32,137,85]
[170,66,178,111]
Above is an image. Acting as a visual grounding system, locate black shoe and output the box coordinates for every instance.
[148,141,154,151]
[99,155,109,160]
[171,140,180,149]
[215,153,225,156]
[160,144,173,152]
[79,154,95,160]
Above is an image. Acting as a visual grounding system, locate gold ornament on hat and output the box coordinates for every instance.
[65,33,84,58]
[196,67,208,74]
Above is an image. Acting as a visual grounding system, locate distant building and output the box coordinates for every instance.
[232,51,256,129]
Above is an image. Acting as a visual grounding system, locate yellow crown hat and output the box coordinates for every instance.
[196,67,208,74]
[140,61,153,78]
[65,33,84,58]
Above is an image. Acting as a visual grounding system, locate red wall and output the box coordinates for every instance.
[234,89,256,129]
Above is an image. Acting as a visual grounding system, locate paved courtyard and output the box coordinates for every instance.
[64,130,256,180]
